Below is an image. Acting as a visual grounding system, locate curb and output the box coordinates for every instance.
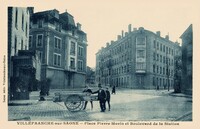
[174,112,192,121]
[9,116,31,121]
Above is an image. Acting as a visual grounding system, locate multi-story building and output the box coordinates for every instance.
[29,9,87,89]
[8,7,41,100]
[180,24,192,95]
[96,24,181,89]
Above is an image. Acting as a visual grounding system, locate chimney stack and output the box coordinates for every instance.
[128,24,132,33]
[121,30,124,37]
[77,23,81,30]
[156,31,161,36]
[165,35,169,40]
[117,35,121,40]
[106,42,109,47]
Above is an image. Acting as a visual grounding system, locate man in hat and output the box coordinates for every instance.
[92,84,106,112]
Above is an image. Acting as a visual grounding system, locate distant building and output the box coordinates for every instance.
[180,24,192,95]
[86,66,96,85]
[96,25,181,89]
[29,9,87,89]
[8,7,41,100]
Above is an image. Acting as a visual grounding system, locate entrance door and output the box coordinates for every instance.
[136,75,144,88]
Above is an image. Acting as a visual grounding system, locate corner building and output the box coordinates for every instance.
[29,9,87,89]
[96,25,181,89]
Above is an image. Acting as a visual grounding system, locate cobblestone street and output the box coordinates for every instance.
[8,89,192,121]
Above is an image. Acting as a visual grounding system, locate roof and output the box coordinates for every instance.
[31,9,76,30]
[180,24,193,39]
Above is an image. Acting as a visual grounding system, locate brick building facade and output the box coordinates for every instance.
[29,9,87,89]
[96,25,181,89]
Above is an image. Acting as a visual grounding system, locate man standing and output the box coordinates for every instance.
[105,87,111,111]
[112,85,116,94]
[82,85,93,110]
[93,84,106,112]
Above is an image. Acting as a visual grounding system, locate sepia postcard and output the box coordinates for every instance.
[0,0,200,129]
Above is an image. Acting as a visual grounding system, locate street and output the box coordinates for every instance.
[8,89,192,121]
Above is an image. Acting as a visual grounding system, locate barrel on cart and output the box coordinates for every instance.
[53,92,98,112]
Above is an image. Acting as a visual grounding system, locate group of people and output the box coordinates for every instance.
[83,84,116,112]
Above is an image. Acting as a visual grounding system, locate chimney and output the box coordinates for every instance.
[125,32,128,36]
[121,30,124,37]
[111,40,114,44]
[117,35,121,40]
[165,35,169,40]
[128,24,132,33]
[77,23,81,30]
[156,31,161,36]
[106,42,109,47]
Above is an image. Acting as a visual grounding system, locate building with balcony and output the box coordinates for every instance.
[29,9,87,89]
[96,25,181,89]
[180,24,192,94]
[8,7,41,100]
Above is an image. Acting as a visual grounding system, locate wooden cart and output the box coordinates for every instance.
[53,92,98,112]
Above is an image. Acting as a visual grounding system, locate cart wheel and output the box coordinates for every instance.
[64,95,84,112]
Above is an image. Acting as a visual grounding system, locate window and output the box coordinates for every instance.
[78,46,83,56]
[53,53,61,66]
[160,44,162,51]
[153,40,156,48]
[163,56,165,63]
[137,37,146,45]
[160,55,162,62]
[70,57,75,69]
[153,65,155,73]
[137,50,145,58]
[36,34,43,47]
[54,37,61,49]
[26,23,28,37]
[163,67,165,75]
[38,51,43,63]
[157,66,159,73]
[15,9,18,28]
[55,22,61,32]
[157,42,159,50]
[70,42,76,55]
[38,19,43,28]
[163,45,165,52]
[29,35,32,48]
[153,52,156,60]
[153,77,155,86]
[78,60,83,71]
[136,62,145,70]
[21,39,23,50]
[166,47,168,54]
[14,36,17,54]
[160,67,162,74]
[157,54,159,61]
[22,13,24,30]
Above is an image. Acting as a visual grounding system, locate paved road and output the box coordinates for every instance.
[8,89,192,121]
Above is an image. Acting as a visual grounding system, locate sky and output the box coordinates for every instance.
[33,0,198,68]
